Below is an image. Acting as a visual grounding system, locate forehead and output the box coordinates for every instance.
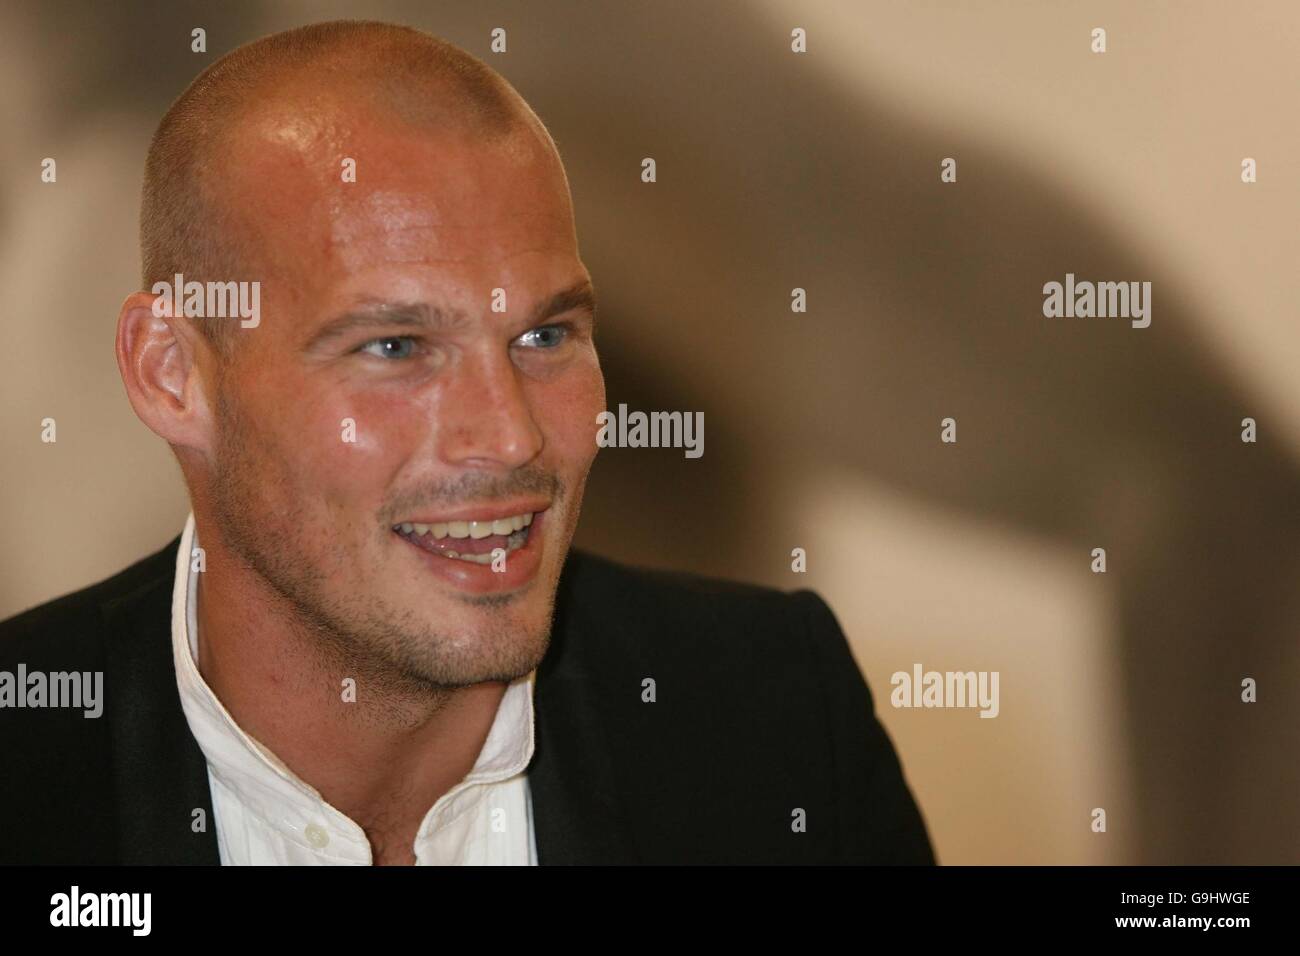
[218,102,579,321]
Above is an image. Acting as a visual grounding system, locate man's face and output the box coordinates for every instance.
[203,103,604,689]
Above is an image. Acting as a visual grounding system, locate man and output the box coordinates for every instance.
[0,20,933,865]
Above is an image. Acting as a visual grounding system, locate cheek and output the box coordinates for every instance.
[536,359,606,470]
[268,383,424,506]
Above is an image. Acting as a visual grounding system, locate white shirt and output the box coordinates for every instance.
[170,513,538,865]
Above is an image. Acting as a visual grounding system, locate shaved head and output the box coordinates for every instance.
[118,16,601,704]
[140,20,549,353]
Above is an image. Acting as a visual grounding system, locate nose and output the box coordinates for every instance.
[436,347,544,470]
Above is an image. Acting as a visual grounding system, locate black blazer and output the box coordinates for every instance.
[0,539,934,865]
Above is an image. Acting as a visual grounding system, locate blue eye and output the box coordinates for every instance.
[360,336,416,359]
[517,325,568,349]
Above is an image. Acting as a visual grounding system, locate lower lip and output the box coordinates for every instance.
[396,510,547,595]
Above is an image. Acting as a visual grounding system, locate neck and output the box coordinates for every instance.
[191,518,507,862]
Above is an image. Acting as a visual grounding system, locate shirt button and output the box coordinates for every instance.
[304,823,330,849]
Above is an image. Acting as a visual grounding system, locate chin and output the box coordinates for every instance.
[399,602,552,682]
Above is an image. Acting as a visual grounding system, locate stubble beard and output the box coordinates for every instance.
[207,390,557,704]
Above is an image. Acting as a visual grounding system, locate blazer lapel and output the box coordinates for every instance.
[529,556,640,864]
[530,671,640,863]
[102,548,220,865]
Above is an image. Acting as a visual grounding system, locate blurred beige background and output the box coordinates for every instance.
[1,0,1297,864]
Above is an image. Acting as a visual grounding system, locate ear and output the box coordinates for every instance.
[116,290,216,452]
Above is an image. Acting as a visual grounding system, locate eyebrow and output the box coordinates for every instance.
[307,279,598,349]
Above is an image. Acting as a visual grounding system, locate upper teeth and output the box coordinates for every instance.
[397,512,533,539]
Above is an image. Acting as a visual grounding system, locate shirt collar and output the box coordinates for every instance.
[170,512,536,851]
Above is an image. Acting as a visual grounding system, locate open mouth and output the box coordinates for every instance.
[392,510,537,566]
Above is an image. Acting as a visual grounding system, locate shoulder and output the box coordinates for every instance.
[0,539,178,664]
[554,548,868,755]
[549,548,934,864]
[556,546,834,633]
[0,540,178,864]
[555,547,851,673]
